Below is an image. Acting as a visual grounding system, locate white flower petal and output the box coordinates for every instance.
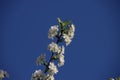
[58,54,65,67]
[0,70,9,79]
[71,24,75,32]
[0,70,5,78]
[48,25,59,39]
[36,54,46,65]
[46,75,54,80]
[48,42,60,53]
[61,46,65,54]
[31,70,46,80]
[48,62,58,75]
[63,34,71,46]
[68,24,75,39]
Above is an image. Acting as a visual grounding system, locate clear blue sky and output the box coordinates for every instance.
[0,0,120,80]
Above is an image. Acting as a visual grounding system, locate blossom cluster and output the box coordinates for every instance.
[0,69,9,80]
[48,22,75,46]
[31,18,75,80]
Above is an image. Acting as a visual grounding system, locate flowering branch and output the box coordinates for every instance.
[44,22,65,73]
[31,18,75,80]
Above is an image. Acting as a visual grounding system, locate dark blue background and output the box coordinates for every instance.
[0,0,120,80]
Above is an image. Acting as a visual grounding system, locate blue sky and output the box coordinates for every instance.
[0,0,120,80]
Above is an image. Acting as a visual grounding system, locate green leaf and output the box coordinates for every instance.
[57,17,64,30]
[57,17,62,23]
[63,21,72,27]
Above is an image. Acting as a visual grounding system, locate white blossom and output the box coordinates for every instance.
[48,25,59,39]
[0,70,9,79]
[71,24,75,32]
[63,34,71,46]
[36,54,46,65]
[31,69,46,80]
[52,45,65,60]
[46,75,54,80]
[68,29,74,39]
[0,70,5,79]
[48,42,60,53]
[48,62,58,75]
[60,46,65,54]
[68,24,75,39]
[62,24,75,46]
[58,54,65,67]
